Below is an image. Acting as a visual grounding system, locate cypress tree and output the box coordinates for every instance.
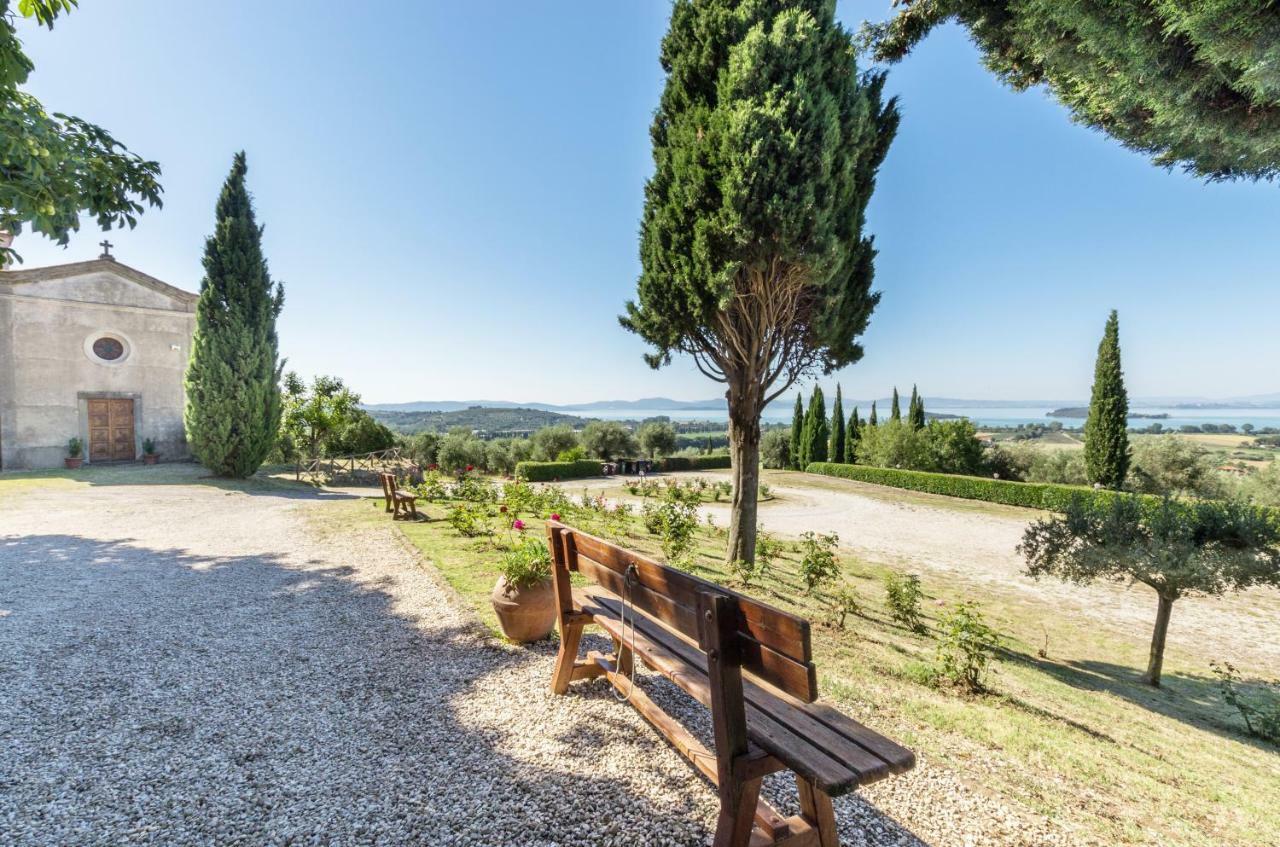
[621,0,898,564]
[909,384,926,430]
[184,152,284,478]
[803,386,829,466]
[1083,310,1130,489]
[869,401,878,427]
[846,407,861,463]
[790,394,805,470]
[830,384,846,463]
[890,387,901,422]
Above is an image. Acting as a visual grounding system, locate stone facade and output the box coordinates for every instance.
[0,259,197,470]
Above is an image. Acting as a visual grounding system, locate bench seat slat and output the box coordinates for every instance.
[579,587,913,795]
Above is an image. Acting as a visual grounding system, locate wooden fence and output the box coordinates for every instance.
[295,447,423,486]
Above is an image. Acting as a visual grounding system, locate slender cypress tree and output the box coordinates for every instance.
[830,384,846,463]
[890,386,901,422]
[803,385,829,466]
[908,384,926,430]
[846,407,861,463]
[789,394,805,470]
[869,401,878,427]
[1084,310,1130,488]
[184,152,284,478]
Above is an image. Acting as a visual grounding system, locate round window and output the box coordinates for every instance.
[92,337,125,361]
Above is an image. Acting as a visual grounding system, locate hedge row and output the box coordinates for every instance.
[661,455,732,472]
[804,462,1144,513]
[515,459,604,482]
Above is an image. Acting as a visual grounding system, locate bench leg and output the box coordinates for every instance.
[551,619,585,695]
[796,777,839,847]
[611,635,634,676]
[713,775,762,847]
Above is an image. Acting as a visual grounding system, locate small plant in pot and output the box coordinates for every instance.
[490,536,557,643]
[142,438,159,465]
[65,437,83,469]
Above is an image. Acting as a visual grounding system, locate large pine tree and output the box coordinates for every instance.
[830,384,846,463]
[1083,310,1129,489]
[621,0,897,563]
[185,152,284,478]
[789,394,805,470]
[802,385,829,467]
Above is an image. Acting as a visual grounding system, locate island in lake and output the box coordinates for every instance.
[1048,407,1169,419]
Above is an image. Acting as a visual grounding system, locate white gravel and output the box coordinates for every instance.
[0,467,1079,846]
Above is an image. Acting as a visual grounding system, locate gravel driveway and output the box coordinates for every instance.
[1,467,1070,846]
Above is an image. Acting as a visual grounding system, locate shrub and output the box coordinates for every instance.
[67,437,82,458]
[515,459,602,482]
[798,531,840,593]
[755,530,781,574]
[806,462,1160,514]
[661,454,732,471]
[934,602,1000,692]
[729,557,767,587]
[643,497,699,562]
[828,584,863,630]
[447,503,491,538]
[884,571,925,632]
[498,540,553,589]
[758,482,773,500]
[1211,661,1280,743]
[453,474,496,503]
[414,471,450,502]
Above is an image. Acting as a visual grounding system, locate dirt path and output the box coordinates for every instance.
[566,470,1280,670]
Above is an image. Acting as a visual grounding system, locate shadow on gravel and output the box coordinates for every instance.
[0,533,928,846]
[0,463,359,502]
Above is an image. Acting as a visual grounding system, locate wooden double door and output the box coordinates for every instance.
[88,398,136,462]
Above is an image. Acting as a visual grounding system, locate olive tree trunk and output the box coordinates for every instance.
[1142,593,1175,687]
[726,387,763,566]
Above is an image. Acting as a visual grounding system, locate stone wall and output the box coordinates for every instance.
[0,263,197,470]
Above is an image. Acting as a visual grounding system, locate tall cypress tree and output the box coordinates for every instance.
[1083,310,1129,488]
[621,0,898,564]
[869,401,878,427]
[789,394,805,470]
[890,386,901,422]
[803,385,829,466]
[908,383,925,430]
[185,152,284,478]
[830,384,846,463]
[846,407,861,463]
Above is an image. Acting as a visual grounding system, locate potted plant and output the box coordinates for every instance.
[65,437,83,469]
[142,438,159,465]
[490,538,557,642]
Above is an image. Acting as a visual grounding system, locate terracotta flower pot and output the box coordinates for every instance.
[490,576,557,643]
[143,454,159,465]
[64,457,83,469]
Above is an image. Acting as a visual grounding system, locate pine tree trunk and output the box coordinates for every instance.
[1142,593,1175,687]
[726,395,762,566]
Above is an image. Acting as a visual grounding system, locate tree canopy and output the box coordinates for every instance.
[1,0,162,262]
[863,1,1280,181]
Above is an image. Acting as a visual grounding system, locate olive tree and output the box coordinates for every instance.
[622,0,898,563]
[1020,496,1280,687]
[637,420,678,459]
[580,420,638,460]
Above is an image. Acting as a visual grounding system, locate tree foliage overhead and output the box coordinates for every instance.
[622,0,898,563]
[1084,310,1130,489]
[184,152,284,479]
[1,0,162,262]
[863,1,1280,181]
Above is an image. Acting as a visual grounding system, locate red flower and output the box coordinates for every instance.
[512,519,526,531]
[466,464,474,472]
[550,513,561,522]
[499,505,508,513]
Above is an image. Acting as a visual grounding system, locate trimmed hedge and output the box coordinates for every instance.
[661,454,733,472]
[515,459,603,482]
[804,462,1144,513]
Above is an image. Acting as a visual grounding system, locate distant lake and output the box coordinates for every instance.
[564,405,1280,430]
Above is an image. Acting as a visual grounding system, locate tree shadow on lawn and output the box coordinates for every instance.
[0,533,931,846]
[1003,650,1274,753]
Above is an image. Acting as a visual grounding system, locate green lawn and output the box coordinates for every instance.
[394,486,1280,847]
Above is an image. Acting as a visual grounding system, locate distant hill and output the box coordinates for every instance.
[370,406,585,435]
[364,396,725,413]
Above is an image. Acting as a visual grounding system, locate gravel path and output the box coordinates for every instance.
[1,468,1076,846]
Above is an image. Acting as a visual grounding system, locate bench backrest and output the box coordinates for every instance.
[548,522,818,702]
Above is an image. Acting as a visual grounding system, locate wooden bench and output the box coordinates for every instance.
[546,521,914,847]
[378,472,419,520]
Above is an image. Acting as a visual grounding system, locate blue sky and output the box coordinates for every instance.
[14,2,1280,405]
